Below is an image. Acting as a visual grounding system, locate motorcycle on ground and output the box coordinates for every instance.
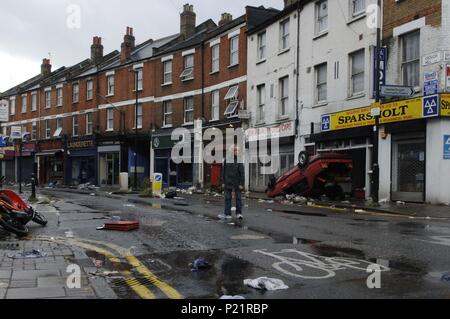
[0,176,47,237]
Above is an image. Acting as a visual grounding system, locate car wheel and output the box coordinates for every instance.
[298,151,309,169]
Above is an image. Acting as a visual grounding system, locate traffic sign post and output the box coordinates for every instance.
[423,95,439,118]
[380,85,415,98]
[444,135,450,160]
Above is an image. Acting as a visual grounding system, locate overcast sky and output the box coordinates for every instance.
[0,0,282,92]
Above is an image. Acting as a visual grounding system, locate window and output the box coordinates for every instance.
[72,115,78,136]
[45,91,51,108]
[257,32,266,61]
[45,120,51,139]
[107,75,115,96]
[224,85,239,100]
[163,101,172,127]
[230,36,239,66]
[54,118,63,137]
[31,121,37,140]
[316,0,328,34]
[86,80,93,100]
[135,103,143,129]
[72,83,79,103]
[211,90,220,121]
[184,97,194,124]
[316,63,328,103]
[401,30,420,87]
[280,19,290,51]
[351,0,365,17]
[211,44,220,73]
[180,55,194,80]
[107,108,114,130]
[135,69,143,91]
[163,60,172,84]
[224,85,239,117]
[279,77,289,117]
[350,49,365,95]
[32,93,38,111]
[257,84,266,123]
[21,96,27,113]
[86,113,93,135]
[56,88,63,106]
[10,98,15,115]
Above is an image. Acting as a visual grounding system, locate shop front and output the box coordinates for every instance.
[319,94,450,204]
[66,137,97,186]
[152,132,193,189]
[36,140,64,186]
[98,141,123,187]
[14,142,36,184]
[0,146,16,183]
[246,121,296,192]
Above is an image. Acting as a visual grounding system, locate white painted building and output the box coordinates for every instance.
[377,0,450,204]
[245,4,300,191]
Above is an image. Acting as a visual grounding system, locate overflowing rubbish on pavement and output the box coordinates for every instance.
[220,295,246,299]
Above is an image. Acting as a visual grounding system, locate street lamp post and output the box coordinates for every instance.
[18,140,22,194]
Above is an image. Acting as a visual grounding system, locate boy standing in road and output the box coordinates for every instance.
[219,144,245,221]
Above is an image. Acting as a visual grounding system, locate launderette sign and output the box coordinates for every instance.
[321,97,423,132]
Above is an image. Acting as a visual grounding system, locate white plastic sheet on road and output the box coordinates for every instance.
[244,277,289,291]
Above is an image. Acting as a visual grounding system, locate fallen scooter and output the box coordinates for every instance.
[0,176,47,237]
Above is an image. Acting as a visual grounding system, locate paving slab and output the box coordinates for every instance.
[12,269,60,281]
[9,280,37,288]
[0,270,11,279]
[6,287,66,299]
[0,288,5,299]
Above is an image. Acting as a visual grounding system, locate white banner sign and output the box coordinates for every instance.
[11,126,22,140]
[0,100,9,122]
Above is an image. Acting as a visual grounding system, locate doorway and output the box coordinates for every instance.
[391,137,425,203]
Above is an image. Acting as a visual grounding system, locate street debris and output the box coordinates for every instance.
[267,209,273,212]
[89,270,121,278]
[244,277,289,291]
[355,209,366,214]
[190,257,211,272]
[98,220,140,231]
[78,182,98,190]
[65,231,74,238]
[8,249,48,259]
[220,295,246,299]
[396,201,406,206]
[165,191,178,199]
[123,204,135,208]
[441,273,450,282]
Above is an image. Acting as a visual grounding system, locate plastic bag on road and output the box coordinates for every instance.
[190,257,211,272]
[8,249,48,259]
[244,277,289,291]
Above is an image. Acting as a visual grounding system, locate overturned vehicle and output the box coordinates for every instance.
[266,152,353,200]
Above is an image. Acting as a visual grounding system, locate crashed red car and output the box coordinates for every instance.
[266,152,353,200]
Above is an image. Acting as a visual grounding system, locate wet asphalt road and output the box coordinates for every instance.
[3,190,450,299]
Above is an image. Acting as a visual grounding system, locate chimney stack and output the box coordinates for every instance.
[284,0,300,8]
[41,59,52,76]
[180,4,196,39]
[91,36,104,65]
[121,27,135,63]
[219,13,233,26]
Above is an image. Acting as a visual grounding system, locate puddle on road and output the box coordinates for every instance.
[85,250,133,271]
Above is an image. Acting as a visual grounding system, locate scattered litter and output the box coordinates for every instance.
[267,209,273,212]
[174,197,185,200]
[190,257,211,272]
[165,191,178,199]
[266,200,274,204]
[379,198,389,204]
[90,193,96,196]
[8,249,48,259]
[123,204,135,208]
[341,200,351,204]
[244,277,289,291]
[111,216,122,221]
[100,221,140,232]
[65,231,74,238]
[396,201,406,206]
[425,217,431,220]
[355,209,366,214]
[441,273,450,282]
[206,201,211,204]
[220,295,245,300]
[89,270,121,278]
[231,207,236,212]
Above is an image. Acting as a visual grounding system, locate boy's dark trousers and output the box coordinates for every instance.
[224,187,242,216]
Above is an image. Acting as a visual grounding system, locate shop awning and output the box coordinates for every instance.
[35,150,62,157]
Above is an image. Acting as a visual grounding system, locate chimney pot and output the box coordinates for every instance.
[219,13,233,26]
[91,36,104,65]
[121,26,136,63]
[41,59,52,76]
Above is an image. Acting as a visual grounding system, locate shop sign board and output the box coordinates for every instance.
[441,94,450,117]
[444,135,450,160]
[321,97,423,131]
[422,95,439,118]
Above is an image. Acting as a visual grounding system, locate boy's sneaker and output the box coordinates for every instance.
[237,214,244,221]
[218,214,232,221]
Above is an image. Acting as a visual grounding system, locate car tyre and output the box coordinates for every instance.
[298,151,309,169]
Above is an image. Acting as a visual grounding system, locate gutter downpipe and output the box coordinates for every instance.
[295,3,303,140]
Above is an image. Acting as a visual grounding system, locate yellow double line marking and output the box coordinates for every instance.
[36,236,183,299]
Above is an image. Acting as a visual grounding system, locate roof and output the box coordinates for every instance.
[246,5,281,34]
